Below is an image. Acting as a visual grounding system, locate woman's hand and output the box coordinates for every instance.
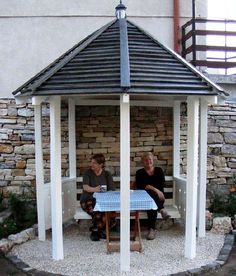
[145,185,165,201]
[94,185,101,192]
[83,184,101,193]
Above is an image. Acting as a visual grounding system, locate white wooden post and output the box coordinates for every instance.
[34,104,46,241]
[197,99,208,237]
[50,96,64,260]
[120,94,130,272]
[185,96,199,259]
[173,101,181,178]
[68,98,76,178]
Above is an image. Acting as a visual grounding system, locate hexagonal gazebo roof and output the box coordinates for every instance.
[12,5,227,272]
[13,19,226,98]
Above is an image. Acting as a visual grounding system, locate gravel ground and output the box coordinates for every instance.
[9,222,225,276]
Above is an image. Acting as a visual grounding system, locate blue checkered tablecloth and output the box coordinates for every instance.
[93,190,157,212]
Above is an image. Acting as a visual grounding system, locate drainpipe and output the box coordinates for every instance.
[173,0,180,54]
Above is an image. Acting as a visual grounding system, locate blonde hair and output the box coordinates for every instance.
[141,152,154,162]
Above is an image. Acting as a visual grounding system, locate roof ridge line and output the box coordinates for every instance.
[119,18,130,90]
[13,19,117,96]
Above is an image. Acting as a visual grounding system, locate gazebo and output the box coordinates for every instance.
[13,2,227,272]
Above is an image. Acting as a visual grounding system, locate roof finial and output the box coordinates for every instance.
[115,0,127,19]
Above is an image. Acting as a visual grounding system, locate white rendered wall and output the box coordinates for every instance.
[0,0,207,98]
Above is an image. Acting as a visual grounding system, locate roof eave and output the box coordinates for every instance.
[12,19,118,97]
[127,19,229,98]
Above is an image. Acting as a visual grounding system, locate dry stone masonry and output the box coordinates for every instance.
[76,106,173,177]
[0,99,69,198]
[1,99,236,204]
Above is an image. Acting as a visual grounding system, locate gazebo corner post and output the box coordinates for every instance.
[173,101,181,207]
[197,98,208,237]
[68,97,77,179]
[50,96,64,260]
[34,100,46,241]
[120,93,130,272]
[173,101,181,178]
[68,97,77,218]
[185,96,199,259]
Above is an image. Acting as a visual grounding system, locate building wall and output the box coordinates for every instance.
[0,0,207,98]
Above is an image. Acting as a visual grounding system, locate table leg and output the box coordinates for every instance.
[136,212,143,252]
[131,211,142,252]
[105,212,110,253]
[105,211,143,253]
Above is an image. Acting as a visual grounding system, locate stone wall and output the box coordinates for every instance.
[76,106,173,177]
[0,99,69,198]
[207,104,236,199]
[179,103,236,202]
[1,99,236,203]
[0,99,35,197]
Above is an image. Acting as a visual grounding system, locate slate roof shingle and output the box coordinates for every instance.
[13,19,226,97]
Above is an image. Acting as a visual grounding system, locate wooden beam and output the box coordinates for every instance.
[50,96,64,260]
[15,96,29,105]
[74,99,174,107]
[202,96,217,104]
[32,96,48,106]
[34,104,46,241]
[185,96,199,259]
[120,94,130,271]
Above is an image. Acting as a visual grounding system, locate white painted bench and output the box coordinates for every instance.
[74,176,181,221]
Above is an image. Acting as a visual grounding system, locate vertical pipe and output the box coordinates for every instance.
[185,96,199,259]
[120,94,130,271]
[50,96,64,260]
[197,99,208,237]
[34,104,46,241]
[68,98,76,179]
[173,101,181,178]
[173,0,180,53]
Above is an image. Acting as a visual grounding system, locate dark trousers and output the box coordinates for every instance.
[146,190,165,229]
[80,198,116,232]
[80,198,105,231]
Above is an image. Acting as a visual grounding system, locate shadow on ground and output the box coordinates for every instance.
[0,252,26,276]
[204,236,236,276]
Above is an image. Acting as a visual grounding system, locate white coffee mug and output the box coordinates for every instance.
[101,185,107,192]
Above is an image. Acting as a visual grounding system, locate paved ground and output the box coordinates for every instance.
[0,252,26,276]
[0,234,235,276]
[204,235,236,276]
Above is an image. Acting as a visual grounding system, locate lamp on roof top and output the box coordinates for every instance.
[115,0,127,19]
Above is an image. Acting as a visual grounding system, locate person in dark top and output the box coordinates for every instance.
[80,153,115,241]
[135,152,170,240]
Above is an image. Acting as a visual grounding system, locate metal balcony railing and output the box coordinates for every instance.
[181,18,236,75]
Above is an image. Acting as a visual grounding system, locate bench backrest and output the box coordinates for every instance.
[76,176,174,206]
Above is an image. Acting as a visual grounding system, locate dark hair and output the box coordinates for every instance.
[91,153,106,167]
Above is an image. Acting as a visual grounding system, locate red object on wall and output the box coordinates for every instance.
[173,0,180,54]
